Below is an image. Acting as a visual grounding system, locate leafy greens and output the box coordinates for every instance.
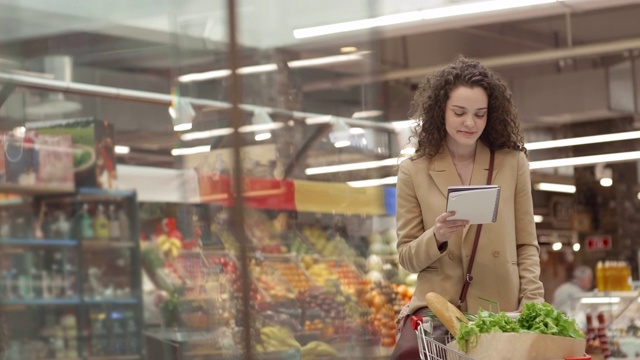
[456,302,583,352]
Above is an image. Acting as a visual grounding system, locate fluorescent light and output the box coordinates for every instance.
[305,115,333,125]
[529,151,640,169]
[180,128,234,141]
[421,0,558,20]
[580,297,621,304]
[179,53,367,83]
[533,182,576,194]
[392,120,418,129]
[534,215,543,223]
[347,176,398,188]
[526,130,640,150]
[178,69,231,82]
[289,52,368,68]
[171,145,211,156]
[401,147,416,155]
[572,243,581,252]
[305,157,404,175]
[238,123,283,133]
[349,127,365,135]
[237,63,278,74]
[293,0,558,38]
[334,140,351,148]
[352,110,383,118]
[173,123,193,132]
[294,12,423,39]
[340,46,358,53]
[600,177,613,187]
[114,145,130,154]
[255,132,272,141]
[551,242,563,251]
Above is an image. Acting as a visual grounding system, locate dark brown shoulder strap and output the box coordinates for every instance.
[458,149,495,307]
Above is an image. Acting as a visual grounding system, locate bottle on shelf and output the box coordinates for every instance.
[596,261,605,292]
[118,206,130,241]
[0,210,11,239]
[108,204,121,240]
[74,203,94,239]
[94,204,110,239]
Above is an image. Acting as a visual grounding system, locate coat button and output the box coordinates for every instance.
[492,249,500,257]
[448,252,455,260]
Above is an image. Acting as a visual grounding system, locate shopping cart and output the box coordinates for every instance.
[412,315,475,360]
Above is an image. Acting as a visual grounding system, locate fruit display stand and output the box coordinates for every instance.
[264,254,315,293]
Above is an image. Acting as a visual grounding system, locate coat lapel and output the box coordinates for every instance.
[429,148,461,198]
[469,142,499,186]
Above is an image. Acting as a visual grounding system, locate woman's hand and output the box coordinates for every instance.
[434,211,468,244]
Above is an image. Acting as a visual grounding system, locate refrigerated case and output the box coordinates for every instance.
[0,189,144,359]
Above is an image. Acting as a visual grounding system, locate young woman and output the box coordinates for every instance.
[391,56,544,358]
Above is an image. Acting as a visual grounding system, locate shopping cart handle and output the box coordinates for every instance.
[411,315,421,331]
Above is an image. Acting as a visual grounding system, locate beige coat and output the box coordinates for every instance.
[396,141,545,315]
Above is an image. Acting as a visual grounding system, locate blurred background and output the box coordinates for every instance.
[0,0,640,359]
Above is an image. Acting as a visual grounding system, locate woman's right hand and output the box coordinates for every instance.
[434,211,468,244]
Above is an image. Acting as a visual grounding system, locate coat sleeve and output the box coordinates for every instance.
[514,152,546,306]
[396,159,446,273]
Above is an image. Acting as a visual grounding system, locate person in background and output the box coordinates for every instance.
[391,56,545,359]
[553,265,594,315]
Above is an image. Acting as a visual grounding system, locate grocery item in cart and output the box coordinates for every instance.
[423,292,587,360]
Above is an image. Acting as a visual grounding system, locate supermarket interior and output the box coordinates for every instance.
[1,0,640,359]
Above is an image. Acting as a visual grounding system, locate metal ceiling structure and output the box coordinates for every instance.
[0,0,639,172]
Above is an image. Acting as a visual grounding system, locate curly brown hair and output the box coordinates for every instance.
[408,55,526,159]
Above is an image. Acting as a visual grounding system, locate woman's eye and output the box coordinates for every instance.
[475,113,486,118]
[454,112,464,116]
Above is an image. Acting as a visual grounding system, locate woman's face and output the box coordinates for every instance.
[444,86,488,149]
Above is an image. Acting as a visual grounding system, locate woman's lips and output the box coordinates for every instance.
[458,130,475,137]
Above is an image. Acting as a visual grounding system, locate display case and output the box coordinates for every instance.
[137,197,406,359]
[0,188,144,360]
[567,291,640,359]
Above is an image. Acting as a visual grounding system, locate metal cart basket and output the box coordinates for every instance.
[412,315,475,360]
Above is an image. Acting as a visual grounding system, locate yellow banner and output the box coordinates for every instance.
[294,180,385,215]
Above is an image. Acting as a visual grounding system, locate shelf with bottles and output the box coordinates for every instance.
[0,189,144,359]
[2,307,82,359]
[86,305,142,358]
[0,247,79,304]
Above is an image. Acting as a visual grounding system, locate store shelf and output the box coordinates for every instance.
[145,329,215,343]
[0,238,78,247]
[87,355,141,360]
[84,297,140,305]
[1,297,81,306]
[81,240,137,249]
[0,183,74,196]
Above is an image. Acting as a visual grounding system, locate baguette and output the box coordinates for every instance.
[424,292,469,337]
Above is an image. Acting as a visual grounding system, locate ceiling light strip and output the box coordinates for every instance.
[529,151,640,169]
[293,0,559,39]
[533,182,576,193]
[305,157,404,175]
[347,176,398,188]
[526,130,640,150]
[178,52,369,83]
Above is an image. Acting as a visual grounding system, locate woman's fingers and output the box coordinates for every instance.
[434,212,468,242]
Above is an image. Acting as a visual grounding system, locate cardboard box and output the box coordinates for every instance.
[449,333,586,360]
[29,118,117,189]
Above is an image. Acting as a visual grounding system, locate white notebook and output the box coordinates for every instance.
[446,185,501,224]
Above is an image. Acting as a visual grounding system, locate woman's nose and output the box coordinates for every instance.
[463,114,474,126]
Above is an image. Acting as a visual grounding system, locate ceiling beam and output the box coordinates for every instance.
[301,36,640,92]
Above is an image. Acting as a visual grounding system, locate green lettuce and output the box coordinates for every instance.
[456,302,583,352]
[517,302,584,339]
